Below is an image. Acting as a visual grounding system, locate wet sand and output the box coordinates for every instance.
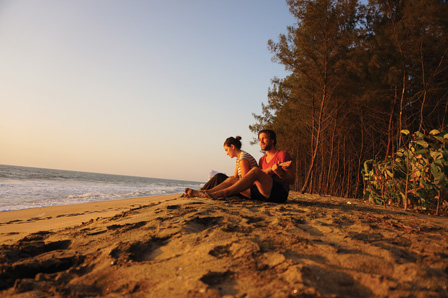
[1,192,447,297]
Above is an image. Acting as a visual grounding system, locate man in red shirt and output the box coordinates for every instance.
[206,129,295,203]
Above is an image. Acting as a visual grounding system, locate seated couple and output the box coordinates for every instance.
[183,129,294,203]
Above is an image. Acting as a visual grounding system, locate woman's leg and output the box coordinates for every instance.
[207,168,273,199]
[205,176,239,193]
[183,175,239,197]
[200,173,228,190]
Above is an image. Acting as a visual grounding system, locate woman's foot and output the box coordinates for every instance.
[181,188,191,197]
[182,188,205,198]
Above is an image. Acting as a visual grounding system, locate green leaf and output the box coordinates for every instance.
[430,164,447,186]
[386,169,393,178]
[415,140,429,148]
[414,131,424,139]
[430,129,440,135]
[415,149,427,156]
[401,129,410,135]
[430,151,443,160]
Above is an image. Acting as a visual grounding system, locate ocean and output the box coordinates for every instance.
[0,164,204,212]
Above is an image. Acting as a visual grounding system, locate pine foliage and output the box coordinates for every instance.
[251,0,448,213]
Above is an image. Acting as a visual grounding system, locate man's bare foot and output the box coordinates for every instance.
[204,190,225,199]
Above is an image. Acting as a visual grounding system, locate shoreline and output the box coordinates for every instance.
[1,192,447,297]
[0,194,180,244]
[0,192,185,214]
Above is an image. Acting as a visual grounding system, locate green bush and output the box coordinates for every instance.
[362,130,448,215]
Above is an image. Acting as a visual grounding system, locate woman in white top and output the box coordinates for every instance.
[226,136,258,178]
[183,136,258,197]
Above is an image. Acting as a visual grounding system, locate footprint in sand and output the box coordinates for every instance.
[3,239,71,261]
[241,215,264,225]
[199,270,238,296]
[20,231,52,241]
[296,264,373,297]
[7,254,85,293]
[209,240,260,260]
[208,244,231,258]
[0,237,81,292]
[181,216,223,234]
[166,204,181,210]
[106,221,147,233]
[110,236,171,263]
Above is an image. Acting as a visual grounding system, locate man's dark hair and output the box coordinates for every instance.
[258,129,277,146]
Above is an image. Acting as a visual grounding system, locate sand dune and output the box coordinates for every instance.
[1,192,447,297]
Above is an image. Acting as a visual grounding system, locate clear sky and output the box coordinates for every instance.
[0,0,294,182]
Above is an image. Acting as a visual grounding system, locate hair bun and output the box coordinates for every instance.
[224,135,243,149]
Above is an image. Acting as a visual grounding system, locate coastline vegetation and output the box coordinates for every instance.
[363,130,448,215]
[250,0,448,214]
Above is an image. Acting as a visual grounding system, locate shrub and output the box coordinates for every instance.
[362,130,448,215]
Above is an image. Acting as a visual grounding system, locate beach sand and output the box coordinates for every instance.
[1,192,447,297]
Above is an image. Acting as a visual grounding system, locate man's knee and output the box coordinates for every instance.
[227,176,239,183]
[246,167,264,178]
[249,167,262,174]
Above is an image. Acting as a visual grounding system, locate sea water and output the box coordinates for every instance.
[0,164,204,212]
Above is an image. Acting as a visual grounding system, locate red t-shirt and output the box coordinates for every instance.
[259,151,292,191]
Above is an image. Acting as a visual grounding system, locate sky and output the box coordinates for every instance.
[0,0,295,182]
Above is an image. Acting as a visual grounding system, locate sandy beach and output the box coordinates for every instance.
[1,192,447,297]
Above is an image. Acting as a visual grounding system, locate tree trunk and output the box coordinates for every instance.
[301,85,327,194]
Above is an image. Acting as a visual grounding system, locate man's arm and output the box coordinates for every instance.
[272,163,295,184]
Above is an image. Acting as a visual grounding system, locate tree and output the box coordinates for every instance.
[251,0,448,200]
[252,0,363,195]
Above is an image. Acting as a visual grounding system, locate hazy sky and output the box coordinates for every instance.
[0,0,294,182]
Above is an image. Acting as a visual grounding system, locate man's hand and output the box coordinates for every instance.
[272,162,287,178]
[271,163,280,173]
[272,162,295,184]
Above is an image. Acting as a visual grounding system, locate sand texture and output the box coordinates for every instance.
[1,192,447,297]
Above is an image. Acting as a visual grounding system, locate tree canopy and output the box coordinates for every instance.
[250,0,448,200]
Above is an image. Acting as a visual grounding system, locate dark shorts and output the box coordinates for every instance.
[250,180,289,203]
